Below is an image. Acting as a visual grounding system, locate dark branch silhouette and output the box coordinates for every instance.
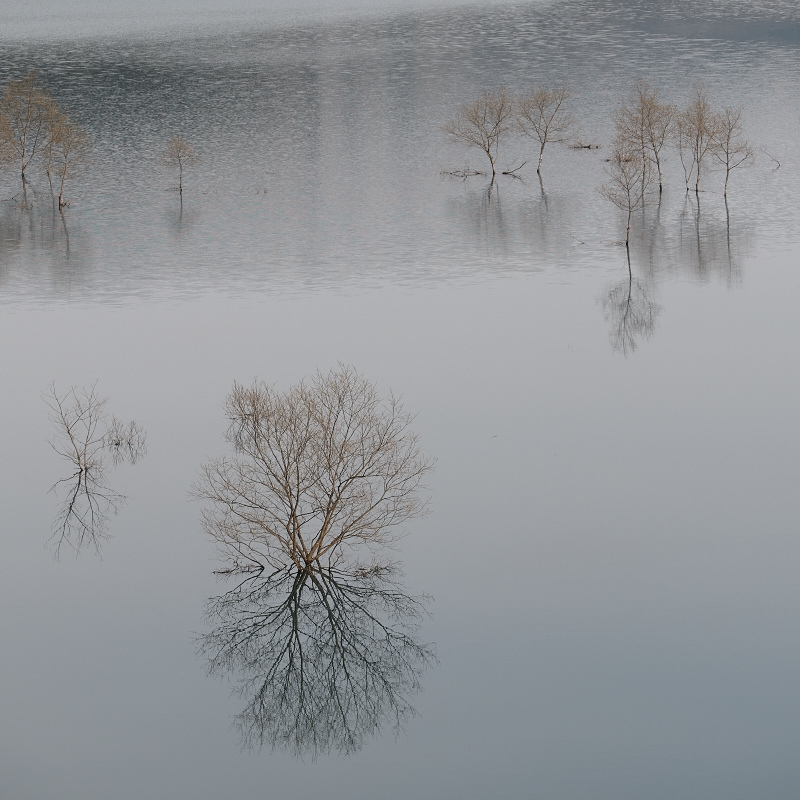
[44,383,147,558]
[601,251,660,355]
[201,562,434,758]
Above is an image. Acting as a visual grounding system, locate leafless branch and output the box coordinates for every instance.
[516,85,576,173]
[194,365,434,576]
[443,89,515,178]
[199,561,435,758]
[44,383,147,558]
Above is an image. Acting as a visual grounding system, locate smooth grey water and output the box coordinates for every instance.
[1,1,800,798]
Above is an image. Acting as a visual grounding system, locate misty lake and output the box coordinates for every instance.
[2,1,800,798]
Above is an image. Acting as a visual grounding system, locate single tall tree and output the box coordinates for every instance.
[161,135,199,195]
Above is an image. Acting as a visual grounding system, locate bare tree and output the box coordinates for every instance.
[443,89,514,178]
[600,135,651,246]
[615,80,675,193]
[195,365,433,575]
[0,71,55,181]
[44,383,147,558]
[201,561,434,758]
[161,135,199,196]
[676,85,720,194]
[516,85,576,174]
[711,106,754,197]
[45,112,91,209]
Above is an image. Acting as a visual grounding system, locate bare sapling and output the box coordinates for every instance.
[46,112,91,209]
[676,85,720,194]
[711,106,754,197]
[516,85,576,174]
[0,71,55,181]
[161,135,199,195]
[600,135,651,246]
[615,80,675,193]
[443,89,514,178]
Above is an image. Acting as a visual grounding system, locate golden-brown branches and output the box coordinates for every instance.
[443,89,514,178]
[516,85,576,174]
[45,111,91,209]
[711,106,754,197]
[194,365,433,576]
[600,135,652,246]
[676,85,720,194]
[0,71,55,180]
[614,80,675,193]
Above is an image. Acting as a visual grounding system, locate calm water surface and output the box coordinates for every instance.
[1,1,800,798]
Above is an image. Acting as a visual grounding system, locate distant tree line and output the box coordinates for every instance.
[444,80,756,245]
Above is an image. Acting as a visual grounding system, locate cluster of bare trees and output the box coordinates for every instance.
[445,81,756,245]
[0,72,91,209]
[603,81,754,244]
[444,86,576,178]
[1,71,199,209]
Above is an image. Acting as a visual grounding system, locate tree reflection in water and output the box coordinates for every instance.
[201,562,434,758]
[195,367,435,758]
[601,250,661,356]
[44,383,147,557]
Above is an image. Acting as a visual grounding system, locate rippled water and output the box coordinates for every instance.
[2,2,800,799]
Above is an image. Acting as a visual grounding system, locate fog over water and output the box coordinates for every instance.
[1,1,800,799]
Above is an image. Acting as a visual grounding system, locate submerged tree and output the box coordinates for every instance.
[161,135,199,196]
[195,365,433,574]
[0,71,55,181]
[195,366,435,756]
[201,561,434,758]
[443,89,514,178]
[676,85,719,194]
[45,111,91,209]
[44,383,147,558]
[516,85,576,174]
[615,80,675,193]
[600,135,651,246]
[711,106,754,197]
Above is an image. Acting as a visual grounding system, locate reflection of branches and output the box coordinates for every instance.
[601,254,660,356]
[105,416,148,466]
[44,384,146,558]
[201,562,435,759]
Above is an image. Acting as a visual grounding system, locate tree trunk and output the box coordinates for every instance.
[537,142,545,174]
